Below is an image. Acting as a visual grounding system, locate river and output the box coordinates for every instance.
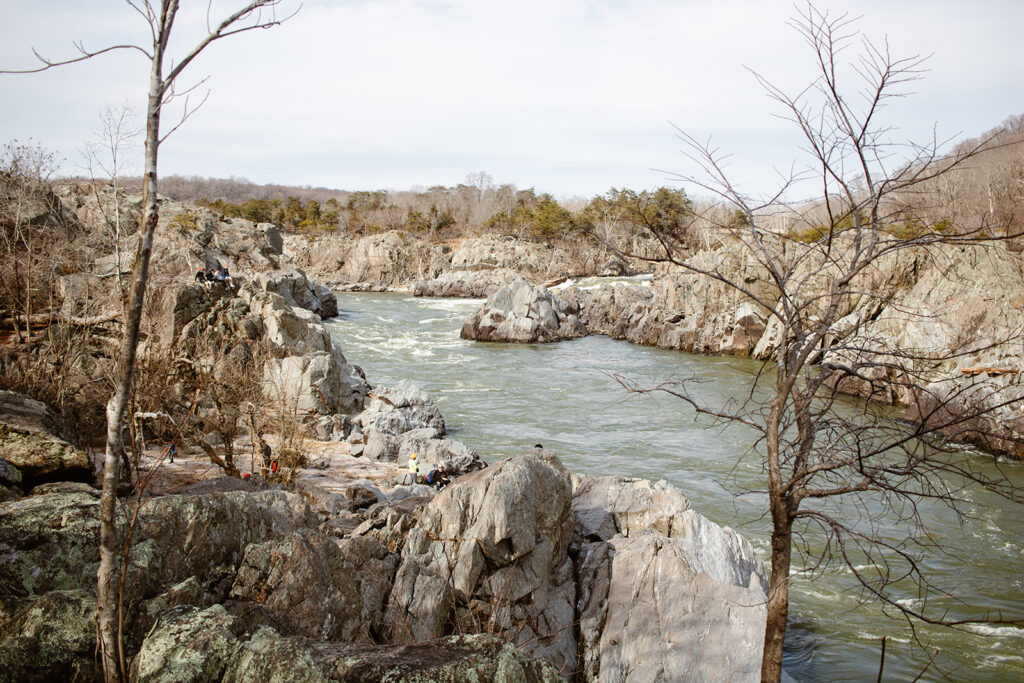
[324,290,1024,682]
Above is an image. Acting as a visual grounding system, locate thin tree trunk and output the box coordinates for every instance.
[761,510,793,682]
[96,49,163,683]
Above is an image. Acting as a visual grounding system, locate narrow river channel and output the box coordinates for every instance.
[324,291,1024,682]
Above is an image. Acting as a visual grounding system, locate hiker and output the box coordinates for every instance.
[206,268,217,286]
[195,266,211,289]
[426,462,450,489]
[399,452,419,485]
[168,441,176,463]
[220,265,234,290]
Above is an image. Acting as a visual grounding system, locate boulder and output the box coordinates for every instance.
[130,604,241,683]
[571,475,768,682]
[387,451,577,673]
[255,270,338,319]
[358,380,446,437]
[229,531,398,643]
[0,392,91,485]
[461,278,588,343]
[0,492,101,603]
[264,349,369,417]
[0,458,22,489]
[577,532,766,682]
[0,589,98,682]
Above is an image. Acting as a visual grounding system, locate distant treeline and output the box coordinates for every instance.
[117,112,1023,245]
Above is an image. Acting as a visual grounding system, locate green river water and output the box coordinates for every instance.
[324,290,1024,682]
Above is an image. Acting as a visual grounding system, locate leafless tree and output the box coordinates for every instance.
[82,101,142,314]
[607,5,1024,681]
[2,2,296,679]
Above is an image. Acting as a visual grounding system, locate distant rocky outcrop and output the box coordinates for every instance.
[461,278,588,343]
[289,231,451,289]
[413,268,522,298]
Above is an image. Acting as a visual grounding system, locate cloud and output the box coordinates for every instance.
[1,0,1020,197]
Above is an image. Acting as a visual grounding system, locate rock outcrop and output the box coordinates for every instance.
[414,268,522,298]
[350,380,486,475]
[0,446,768,681]
[571,476,767,682]
[0,391,92,487]
[291,230,451,288]
[387,451,578,673]
[155,278,370,431]
[255,270,339,319]
[461,278,588,343]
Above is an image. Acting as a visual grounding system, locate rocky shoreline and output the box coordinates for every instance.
[2,182,1021,680]
[0,388,768,681]
[0,187,772,680]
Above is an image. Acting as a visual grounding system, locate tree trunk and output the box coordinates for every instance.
[96,46,164,683]
[761,510,794,682]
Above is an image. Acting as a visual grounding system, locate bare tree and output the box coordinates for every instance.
[2,2,296,679]
[606,5,1024,681]
[82,101,142,314]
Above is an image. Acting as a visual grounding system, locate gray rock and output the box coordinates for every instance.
[357,380,446,437]
[387,451,577,673]
[130,604,240,683]
[346,482,384,508]
[414,268,523,298]
[255,270,338,319]
[577,532,766,682]
[461,278,588,343]
[0,458,22,488]
[571,475,768,682]
[229,531,398,643]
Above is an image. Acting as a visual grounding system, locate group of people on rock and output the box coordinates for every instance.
[403,452,451,489]
[194,264,234,290]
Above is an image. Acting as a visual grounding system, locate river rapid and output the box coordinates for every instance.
[324,291,1024,682]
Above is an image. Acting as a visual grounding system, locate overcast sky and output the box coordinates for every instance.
[1,0,1021,199]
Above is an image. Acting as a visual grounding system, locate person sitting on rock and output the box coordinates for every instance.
[426,463,450,489]
[220,265,234,290]
[195,266,211,289]
[205,268,217,287]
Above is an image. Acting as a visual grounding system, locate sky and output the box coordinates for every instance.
[0,0,1021,200]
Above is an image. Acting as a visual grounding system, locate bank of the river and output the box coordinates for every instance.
[326,291,1024,682]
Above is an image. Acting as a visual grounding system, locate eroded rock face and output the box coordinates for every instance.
[0,392,91,485]
[255,270,338,319]
[387,451,578,674]
[571,475,768,682]
[414,268,523,298]
[294,231,451,288]
[452,234,608,281]
[155,279,370,429]
[461,278,588,343]
[229,531,398,643]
